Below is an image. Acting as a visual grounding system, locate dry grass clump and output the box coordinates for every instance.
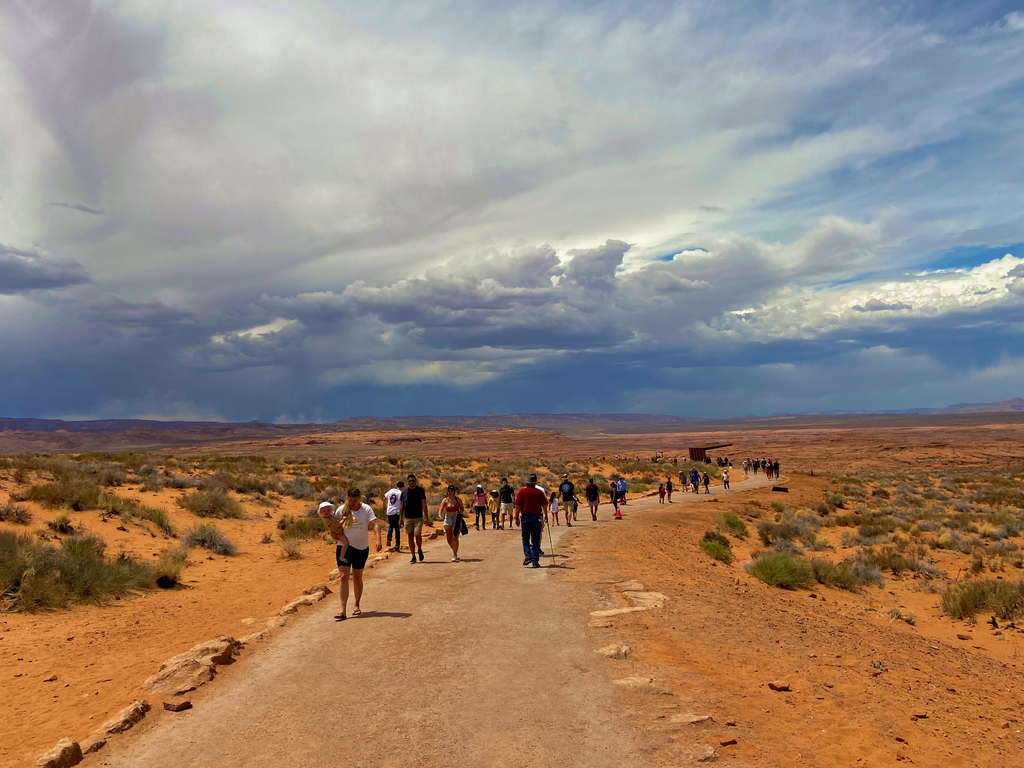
[279,539,304,559]
[808,557,861,591]
[718,513,748,538]
[177,488,245,519]
[21,474,102,510]
[154,546,189,588]
[0,530,153,611]
[0,501,32,525]
[278,514,327,541]
[941,578,1024,620]
[745,552,814,590]
[183,524,237,556]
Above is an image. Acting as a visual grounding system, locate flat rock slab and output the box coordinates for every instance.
[163,701,193,712]
[301,583,333,596]
[280,593,325,615]
[767,681,791,692]
[35,738,82,768]
[614,677,671,694]
[596,645,630,659]
[590,606,650,618]
[164,637,239,668]
[99,700,151,735]
[622,591,668,609]
[672,713,713,725]
[613,580,646,592]
[80,736,106,756]
[140,658,215,697]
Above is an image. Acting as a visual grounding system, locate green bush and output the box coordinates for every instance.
[177,488,244,519]
[699,539,733,563]
[183,524,237,556]
[22,476,102,510]
[0,530,154,611]
[769,501,785,514]
[719,513,748,538]
[807,557,860,591]
[745,552,814,590]
[702,530,731,548]
[941,578,1024,620]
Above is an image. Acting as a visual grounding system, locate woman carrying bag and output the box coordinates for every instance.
[440,485,466,562]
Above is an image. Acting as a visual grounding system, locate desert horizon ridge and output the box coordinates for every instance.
[2,414,1024,767]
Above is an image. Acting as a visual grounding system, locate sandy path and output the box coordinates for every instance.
[94,472,770,768]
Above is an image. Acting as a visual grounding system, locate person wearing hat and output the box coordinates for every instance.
[472,484,488,530]
[439,485,465,562]
[487,489,500,529]
[514,473,547,568]
[319,488,382,620]
[558,474,576,526]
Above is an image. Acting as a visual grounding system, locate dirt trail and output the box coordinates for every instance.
[92,474,770,768]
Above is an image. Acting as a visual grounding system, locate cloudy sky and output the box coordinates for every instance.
[2,0,1023,422]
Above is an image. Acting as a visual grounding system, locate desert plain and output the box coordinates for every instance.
[2,414,1024,766]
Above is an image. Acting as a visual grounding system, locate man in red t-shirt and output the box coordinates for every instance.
[515,473,547,568]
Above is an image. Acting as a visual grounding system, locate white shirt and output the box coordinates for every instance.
[331,503,378,550]
[384,488,402,516]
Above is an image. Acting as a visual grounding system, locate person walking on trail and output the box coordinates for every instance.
[559,474,576,526]
[440,486,465,562]
[499,478,516,530]
[585,478,600,520]
[472,485,488,531]
[548,491,560,526]
[488,489,500,529]
[515,473,547,568]
[658,483,666,503]
[322,488,382,621]
[616,477,629,505]
[665,477,674,503]
[773,459,780,479]
[722,469,730,490]
[404,474,429,564]
[384,482,404,552]
[702,472,710,494]
[690,469,700,493]
[609,481,618,511]
[742,459,749,476]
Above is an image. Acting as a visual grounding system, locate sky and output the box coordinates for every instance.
[1,0,1023,422]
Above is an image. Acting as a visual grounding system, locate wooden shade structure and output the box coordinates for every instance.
[687,443,732,462]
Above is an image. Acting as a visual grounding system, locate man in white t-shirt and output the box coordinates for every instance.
[384,482,404,552]
[321,488,382,621]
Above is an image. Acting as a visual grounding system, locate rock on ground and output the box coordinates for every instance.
[596,645,630,659]
[279,593,325,615]
[622,591,669,609]
[80,735,106,756]
[141,637,240,697]
[613,580,646,592]
[35,738,82,768]
[99,700,151,735]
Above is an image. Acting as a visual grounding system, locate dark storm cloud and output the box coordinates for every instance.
[0,244,90,293]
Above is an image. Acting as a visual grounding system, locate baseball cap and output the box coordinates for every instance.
[528,473,537,483]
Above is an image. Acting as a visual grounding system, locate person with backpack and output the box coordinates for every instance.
[383,481,404,552]
[584,478,600,520]
[558,474,576,526]
[498,477,516,530]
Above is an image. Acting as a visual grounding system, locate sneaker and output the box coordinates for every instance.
[531,562,541,568]
[410,556,417,564]
[523,557,531,566]
[418,550,424,562]
[566,522,572,527]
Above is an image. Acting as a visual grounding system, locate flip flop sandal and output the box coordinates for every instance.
[335,614,347,621]
[353,608,362,616]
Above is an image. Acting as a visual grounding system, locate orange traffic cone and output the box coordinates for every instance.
[615,507,622,520]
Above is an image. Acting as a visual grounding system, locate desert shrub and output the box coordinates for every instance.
[745,552,814,589]
[279,516,327,541]
[154,546,189,588]
[802,532,833,551]
[699,539,733,563]
[718,513,748,538]
[702,530,731,548]
[824,492,846,509]
[888,607,916,625]
[769,501,785,514]
[871,487,891,499]
[854,546,919,576]
[177,488,244,519]
[758,514,814,545]
[280,539,304,559]
[0,530,154,611]
[183,524,237,556]
[813,500,834,516]
[46,512,74,535]
[850,561,884,587]
[260,532,274,544]
[143,507,176,537]
[941,578,1024,620]
[0,501,32,525]
[808,557,860,591]
[22,476,102,510]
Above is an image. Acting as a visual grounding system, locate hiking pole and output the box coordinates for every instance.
[546,517,556,567]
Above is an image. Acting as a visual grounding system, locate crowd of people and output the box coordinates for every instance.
[742,457,780,479]
[316,457,780,619]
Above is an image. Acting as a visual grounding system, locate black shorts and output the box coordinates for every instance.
[337,545,369,570]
